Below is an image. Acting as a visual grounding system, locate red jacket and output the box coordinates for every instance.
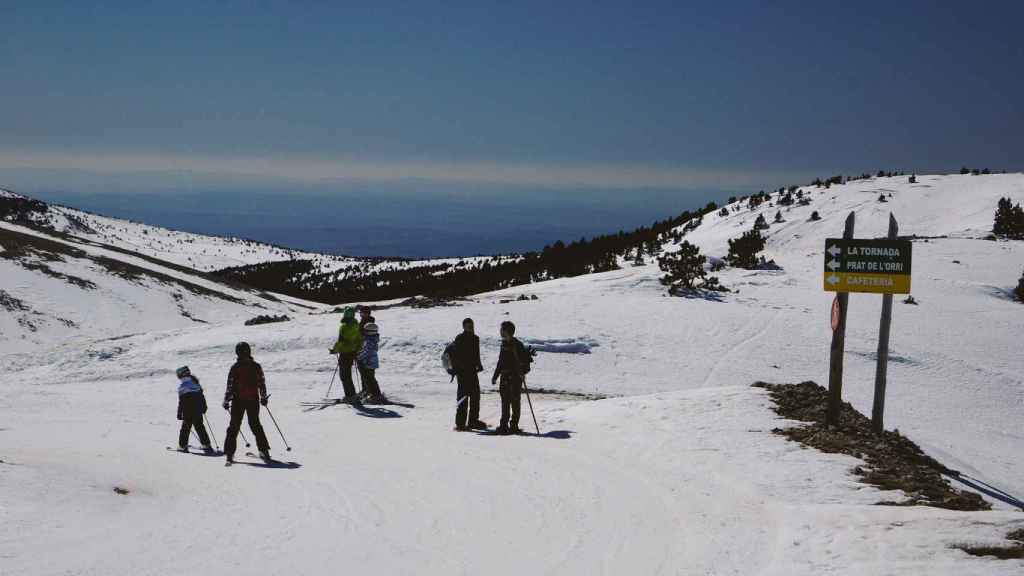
[225,359,267,403]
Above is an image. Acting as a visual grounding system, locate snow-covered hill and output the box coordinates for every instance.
[0,212,328,356]
[0,188,336,271]
[1,174,1022,575]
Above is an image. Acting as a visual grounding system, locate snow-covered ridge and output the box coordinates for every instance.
[0,188,27,199]
[663,172,1024,259]
[0,188,353,271]
[0,214,327,355]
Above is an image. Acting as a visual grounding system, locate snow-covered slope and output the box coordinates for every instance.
[0,217,327,356]
[1,174,1022,575]
[0,188,355,271]
[646,173,1024,503]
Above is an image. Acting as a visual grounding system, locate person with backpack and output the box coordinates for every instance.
[175,366,214,453]
[451,318,486,431]
[223,342,272,463]
[491,320,532,435]
[330,307,363,403]
[356,322,386,403]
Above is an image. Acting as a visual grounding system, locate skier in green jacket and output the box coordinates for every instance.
[330,307,363,402]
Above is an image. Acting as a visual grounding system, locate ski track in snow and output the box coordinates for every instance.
[2,174,1024,574]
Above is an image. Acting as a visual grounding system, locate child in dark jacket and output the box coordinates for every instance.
[175,366,213,453]
[357,323,386,404]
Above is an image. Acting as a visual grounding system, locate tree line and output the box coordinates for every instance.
[215,202,723,303]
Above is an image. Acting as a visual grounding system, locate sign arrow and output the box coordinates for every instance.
[826,274,841,286]
[827,260,840,271]
[827,245,842,257]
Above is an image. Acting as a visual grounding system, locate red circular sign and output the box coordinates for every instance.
[831,296,841,331]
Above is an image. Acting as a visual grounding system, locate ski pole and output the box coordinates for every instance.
[522,375,541,435]
[264,403,292,452]
[239,428,251,448]
[324,364,339,399]
[204,414,220,451]
[191,428,201,447]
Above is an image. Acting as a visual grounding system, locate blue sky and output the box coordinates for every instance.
[1,0,1022,194]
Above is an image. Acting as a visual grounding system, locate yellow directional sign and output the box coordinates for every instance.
[823,239,912,294]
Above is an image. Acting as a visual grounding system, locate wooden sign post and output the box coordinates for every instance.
[871,214,899,433]
[824,212,911,431]
[826,212,855,427]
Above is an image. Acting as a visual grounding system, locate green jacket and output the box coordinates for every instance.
[332,320,363,354]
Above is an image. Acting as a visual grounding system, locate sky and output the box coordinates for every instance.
[1,1,1022,255]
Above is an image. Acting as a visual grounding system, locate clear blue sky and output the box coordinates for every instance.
[1,0,1022,194]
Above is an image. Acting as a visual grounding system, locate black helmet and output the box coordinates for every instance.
[175,366,191,378]
[235,342,252,357]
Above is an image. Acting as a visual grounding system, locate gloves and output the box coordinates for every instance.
[222,402,230,411]
[260,396,268,406]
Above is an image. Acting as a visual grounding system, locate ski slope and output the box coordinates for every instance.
[1,173,1023,574]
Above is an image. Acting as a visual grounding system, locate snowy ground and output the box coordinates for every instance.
[2,173,1023,574]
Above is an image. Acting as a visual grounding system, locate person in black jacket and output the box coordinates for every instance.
[491,321,531,435]
[453,318,486,431]
[222,342,272,463]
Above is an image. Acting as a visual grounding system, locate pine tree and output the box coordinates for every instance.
[726,229,767,269]
[753,214,769,230]
[774,210,784,223]
[658,242,705,291]
[993,197,1024,239]
[810,211,821,221]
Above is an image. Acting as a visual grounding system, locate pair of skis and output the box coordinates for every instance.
[300,396,397,408]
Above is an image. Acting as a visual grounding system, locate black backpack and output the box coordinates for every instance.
[515,340,535,374]
[442,342,459,376]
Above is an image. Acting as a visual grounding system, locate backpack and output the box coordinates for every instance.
[515,340,535,375]
[442,342,459,376]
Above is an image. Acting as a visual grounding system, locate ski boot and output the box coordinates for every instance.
[469,420,489,430]
[202,445,215,454]
[176,444,189,453]
[259,450,271,462]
